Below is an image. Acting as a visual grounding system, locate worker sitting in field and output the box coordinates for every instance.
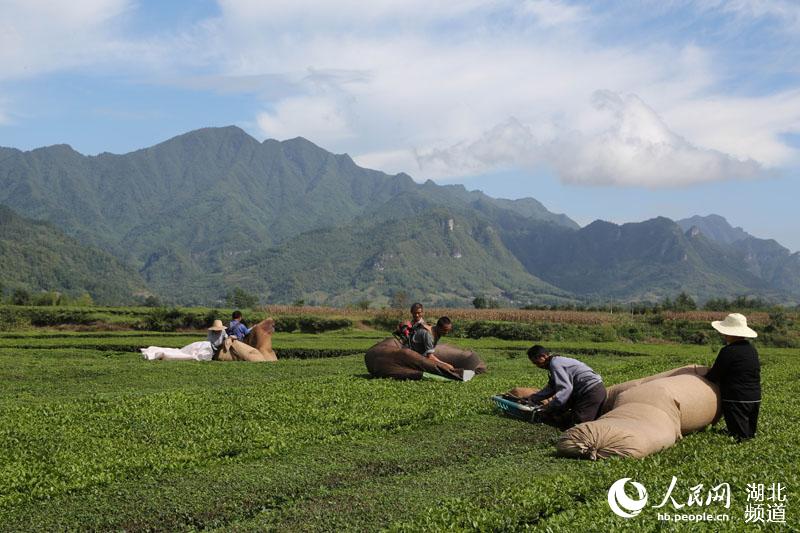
[227,310,252,341]
[407,316,455,372]
[525,345,606,430]
[395,302,430,344]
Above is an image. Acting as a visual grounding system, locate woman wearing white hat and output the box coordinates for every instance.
[206,320,229,360]
[705,313,761,441]
[140,319,229,361]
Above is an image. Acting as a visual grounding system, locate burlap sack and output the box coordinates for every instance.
[557,367,720,460]
[602,364,709,413]
[642,374,721,434]
[430,343,488,374]
[557,380,682,460]
[556,402,680,460]
[218,338,274,362]
[364,339,486,380]
[242,318,278,361]
[507,387,539,399]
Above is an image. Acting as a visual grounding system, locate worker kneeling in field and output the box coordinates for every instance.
[365,316,486,381]
[407,316,456,372]
[525,345,606,430]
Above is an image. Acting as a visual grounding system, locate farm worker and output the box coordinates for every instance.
[227,310,252,341]
[705,313,761,441]
[207,319,229,359]
[396,302,431,344]
[410,302,428,329]
[408,316,455,371]
[525,345,606,430]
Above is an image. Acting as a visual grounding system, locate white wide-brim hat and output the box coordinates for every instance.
[208,319,226,332]
[711,313,757,338]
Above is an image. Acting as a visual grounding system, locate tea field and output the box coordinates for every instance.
[0,329,797,531]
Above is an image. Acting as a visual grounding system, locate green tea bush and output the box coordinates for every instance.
[589,324,618,342]
[274,316,352,333]
[277,348,363,359]
[28,308,96,327]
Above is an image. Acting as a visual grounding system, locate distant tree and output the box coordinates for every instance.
[703,297,729,311]
[356,299,371,310]
[73,292,94,307]
[226,287,258,309]
[472,296,488,309]
[143,295,162,307]
[487,298,501,309]
[674,292,697,311]
[11,288,31,306]
[33,291,62,306]
[292,299,305,307]
[389,290,409,310]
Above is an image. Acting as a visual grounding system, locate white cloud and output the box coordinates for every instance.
[717,0,800,31]
[519,0,587,27]
[552,91,765,187]
[1,0,798,189]
[0,0,133,79]
[256,96,354,143]
[187,0,795,187]
[662,90,800,167]
[414,92,766,187]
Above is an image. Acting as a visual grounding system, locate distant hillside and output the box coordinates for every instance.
[502,217,786,302]
[0,127,577,304]
[677,214,800,298]
[0,127,797,306]
[228,206,570,307]
[677,214,751,244]
[0,206,148,304]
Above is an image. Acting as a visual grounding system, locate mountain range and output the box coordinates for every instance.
[0,126,797,306]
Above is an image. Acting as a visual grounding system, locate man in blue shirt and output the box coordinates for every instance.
[526,345,606,430]
[227,310,252,341]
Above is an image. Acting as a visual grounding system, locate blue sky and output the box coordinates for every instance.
[1,0,798,250]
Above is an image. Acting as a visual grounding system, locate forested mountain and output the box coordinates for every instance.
[0,206,148,304]
[0,127,796,305]
[501,217,786,302]
[677,214,800,298]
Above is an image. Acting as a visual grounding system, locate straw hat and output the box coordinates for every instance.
[711,313,757,338]
[208,319,226,332]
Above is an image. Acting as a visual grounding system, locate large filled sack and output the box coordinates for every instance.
[557,402,680,460]
[216,338,269,362]
[602,364,708,413]
[432,343,488,375]
[364,338,486,380]
[557,380,682,460]
[241,318,278,361]
[557,366,722,460]
[634,374,721,434]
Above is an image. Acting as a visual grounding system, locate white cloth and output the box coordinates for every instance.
[140,341,214,361]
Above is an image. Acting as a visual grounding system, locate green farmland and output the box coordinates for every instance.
[1,328,797,531]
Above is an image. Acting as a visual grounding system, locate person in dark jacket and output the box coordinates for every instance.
[705,313,761,441]
[526,345,606,430]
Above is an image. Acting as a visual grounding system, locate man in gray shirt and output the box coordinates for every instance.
[526,345,606,429]
[408,316,454,371]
